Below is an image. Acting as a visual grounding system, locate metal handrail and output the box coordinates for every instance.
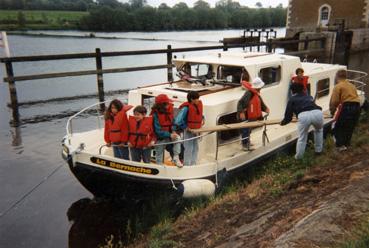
[98,131,214,155]
[66,98,127,145]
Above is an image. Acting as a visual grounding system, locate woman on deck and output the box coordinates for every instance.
[104,99,130,159]
[151,94,183,167]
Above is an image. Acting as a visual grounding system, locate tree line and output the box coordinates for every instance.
[0,0,94,11]
[1,0,287,31]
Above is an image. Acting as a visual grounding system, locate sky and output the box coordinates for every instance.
[120,0,289,8]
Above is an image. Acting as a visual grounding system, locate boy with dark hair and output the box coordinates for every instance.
[291,67,310,95]
[330,69,361,151]
[174,91,204,166]
[281,83,324,159]
[128,105,155,163]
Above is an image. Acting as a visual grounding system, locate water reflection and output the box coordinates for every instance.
[67,194,182,247]
[10,127,24,154]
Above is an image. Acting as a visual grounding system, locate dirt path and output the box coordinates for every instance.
[164,147,369,248]
[130,122,369,248]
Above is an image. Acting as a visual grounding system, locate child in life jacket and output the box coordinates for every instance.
[237,77,270,151]
[104,99,130,159]
[174,91,204,166]
[291,68,310,95]
[151,94,183,167]
[128,105,155,163]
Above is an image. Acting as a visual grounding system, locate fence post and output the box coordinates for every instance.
[95,48,105,112]
[5,61,20,126]
[267,39,273,53]
[304,36,309,50]
[167,45,173,82]
[223,43,228,51]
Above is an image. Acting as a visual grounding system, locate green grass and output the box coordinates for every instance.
[339,216,369,248]
[0,10,88,30]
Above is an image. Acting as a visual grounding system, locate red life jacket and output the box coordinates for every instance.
[151,104,174,132]
[245,88,262,120]
[180,101,203,129]
[104,110,129,143]
[241,80,252,90]
[128,116,154,148]
[292,75,309,93]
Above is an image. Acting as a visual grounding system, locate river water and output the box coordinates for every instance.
[0,28,368,247]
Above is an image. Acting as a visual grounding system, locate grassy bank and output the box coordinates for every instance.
[126,112,369,248]
[0,10,87,30]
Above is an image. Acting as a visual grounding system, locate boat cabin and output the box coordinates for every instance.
[126,52,345,164]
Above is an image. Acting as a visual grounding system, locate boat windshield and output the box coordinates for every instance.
[217,65,248,84]
[177,63,214,83]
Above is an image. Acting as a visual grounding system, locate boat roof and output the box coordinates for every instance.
[173,52,300,67]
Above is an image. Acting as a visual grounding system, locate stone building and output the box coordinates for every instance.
[286,0,369,37]
[286,0,369,52]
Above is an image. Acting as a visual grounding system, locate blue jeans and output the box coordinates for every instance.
[241,128,250,146]
[183,130,199,166]
[130,147,151,163]
[155,137,181,164]
[296,109,324,159]
[112,142,129,160]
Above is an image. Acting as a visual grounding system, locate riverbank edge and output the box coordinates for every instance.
[126,113,369,248]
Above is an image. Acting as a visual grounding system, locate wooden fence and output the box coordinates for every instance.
[0,37,326,126]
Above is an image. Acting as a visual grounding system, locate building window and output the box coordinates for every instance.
[318,4,331,27]
[321,7,329,21]
[258,66,281,85]
[316,78,330,98]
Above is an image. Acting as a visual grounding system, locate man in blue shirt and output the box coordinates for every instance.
[280,83,324,159]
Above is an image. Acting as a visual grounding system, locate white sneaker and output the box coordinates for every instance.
[173,156,183,168]
[337,146,347,152]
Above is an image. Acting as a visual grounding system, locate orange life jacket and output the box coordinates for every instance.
[180,101,203,129]
[241,80,252,90]
[104,110,129,143]
[128,116,154,148]
[292,75,309,93]
[151,104,174,132]
[245,88,262,121]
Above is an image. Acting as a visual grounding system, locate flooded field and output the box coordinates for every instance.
[0,28,368,247]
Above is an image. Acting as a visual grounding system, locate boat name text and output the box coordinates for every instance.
[90,157,159,175]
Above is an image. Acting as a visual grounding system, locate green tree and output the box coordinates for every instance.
[158,3,170,10]
[255,2,262,8]
[173,2,188,9]
[193,0,210,10]
[129,0,147,9]
[17,11,26,27]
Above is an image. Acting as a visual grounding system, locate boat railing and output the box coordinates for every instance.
[65,99,215,152]
[66,99,122,145]
[314,70,367,100]
[347,70,367,94]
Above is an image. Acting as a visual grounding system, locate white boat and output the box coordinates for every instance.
[61,52,367,198]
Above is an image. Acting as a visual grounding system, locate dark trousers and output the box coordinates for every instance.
[333,102,360,147]
[112,142,129,160]
[130,147,152,163]
[241,128,250,146]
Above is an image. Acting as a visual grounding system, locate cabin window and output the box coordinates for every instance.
[316,78,330,98]
[258,66,281,85]
[142,95,155,112]
[217,112,240,143]
[318,4,331,27]
[217,66,247,84]
[179,63,213,79]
